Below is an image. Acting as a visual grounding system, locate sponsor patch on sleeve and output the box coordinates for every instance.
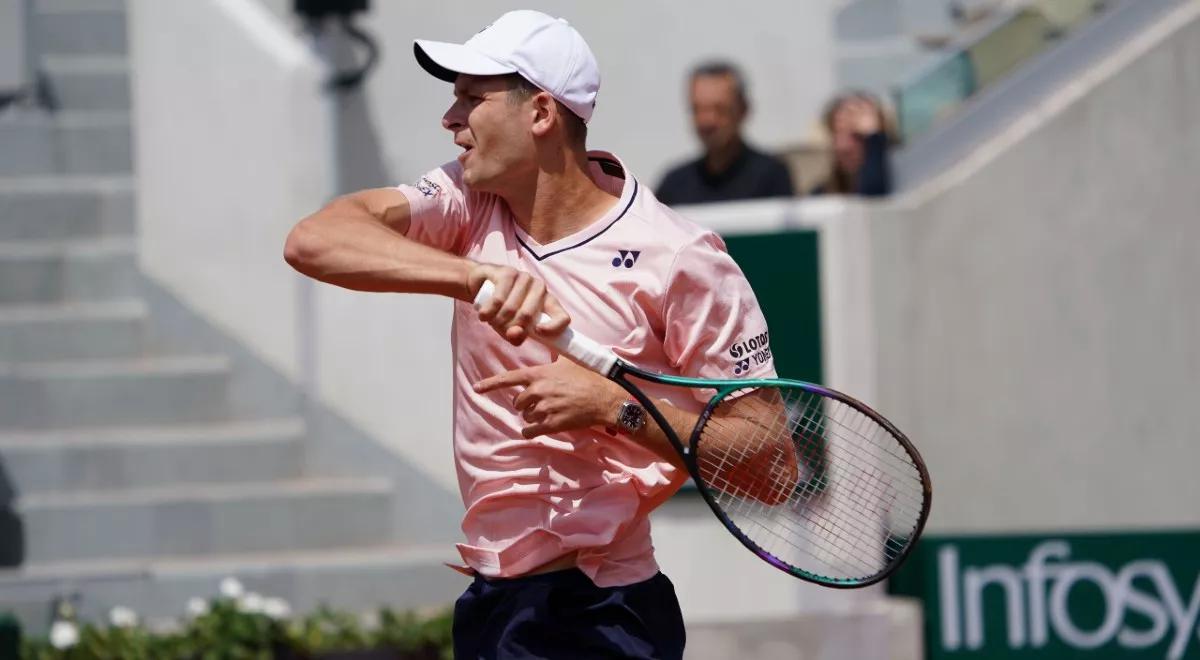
[415,176,442,198]
[728,331,772,375]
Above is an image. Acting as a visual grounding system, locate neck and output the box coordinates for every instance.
[704,138,745,175]
[505,150,619,244]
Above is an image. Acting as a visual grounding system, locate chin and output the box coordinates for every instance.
[464,162,509,192]
[462,171,496,194]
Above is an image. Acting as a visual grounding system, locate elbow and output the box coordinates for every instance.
[283,220,324,275]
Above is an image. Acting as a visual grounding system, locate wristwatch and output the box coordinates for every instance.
[614,399,647,434]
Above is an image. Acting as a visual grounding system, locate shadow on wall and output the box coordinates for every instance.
[0,458,24,567]
[332,29,390,192]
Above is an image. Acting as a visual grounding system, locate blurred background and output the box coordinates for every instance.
[0,0,1197,657]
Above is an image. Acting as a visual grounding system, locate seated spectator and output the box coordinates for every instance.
[813,92,894,197]
[656,61,794,206]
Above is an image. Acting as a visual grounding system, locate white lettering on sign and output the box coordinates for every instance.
[938,541,1200,659]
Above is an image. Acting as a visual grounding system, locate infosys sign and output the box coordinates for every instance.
[888,531,1200,659]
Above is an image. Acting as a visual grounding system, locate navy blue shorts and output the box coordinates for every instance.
[452,568,686,660]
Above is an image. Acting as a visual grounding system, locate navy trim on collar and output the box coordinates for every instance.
[515,177,639,262]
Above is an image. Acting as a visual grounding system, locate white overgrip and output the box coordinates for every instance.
[472,281,619,375]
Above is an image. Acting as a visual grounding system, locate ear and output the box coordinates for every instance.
[529,92,556,139]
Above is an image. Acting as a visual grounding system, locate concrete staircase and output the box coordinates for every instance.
[0,0,461,632]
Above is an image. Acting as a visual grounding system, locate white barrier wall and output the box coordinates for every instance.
[0,0,26,93]
[130,0,461,491]
[130,0,331,382]
[866,1,1200,533]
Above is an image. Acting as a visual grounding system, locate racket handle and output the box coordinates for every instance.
[472,281,619,375]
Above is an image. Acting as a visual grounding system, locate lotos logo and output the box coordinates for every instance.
[728,331,771,375]
[728,331,770,359]
[938,540,1200,659]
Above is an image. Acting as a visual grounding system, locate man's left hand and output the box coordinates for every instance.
[473,357,626,439]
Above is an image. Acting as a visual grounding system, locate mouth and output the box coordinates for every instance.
[456,144,474,163]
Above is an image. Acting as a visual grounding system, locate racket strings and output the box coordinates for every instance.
[700,400,924,516]
[694,386,926,582]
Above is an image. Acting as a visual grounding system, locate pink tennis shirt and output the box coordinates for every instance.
[397,151,775,587]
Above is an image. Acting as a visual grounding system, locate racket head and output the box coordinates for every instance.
[615,366,930,588]
[686,380,931,587]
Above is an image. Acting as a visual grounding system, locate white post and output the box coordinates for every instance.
[0,0,28,98]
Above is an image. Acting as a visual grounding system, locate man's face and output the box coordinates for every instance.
[689,73,746,154]
[442,74,536,192]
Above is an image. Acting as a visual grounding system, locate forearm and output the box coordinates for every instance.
[284,199,473,300]
[627,394,698,469]
[607,389,796,504]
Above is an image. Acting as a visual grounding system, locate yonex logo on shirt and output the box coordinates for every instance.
[612,250,641,268]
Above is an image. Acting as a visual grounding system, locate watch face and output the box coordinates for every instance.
[619,402,645,431]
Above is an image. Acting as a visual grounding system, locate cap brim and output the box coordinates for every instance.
[413,40,515,83]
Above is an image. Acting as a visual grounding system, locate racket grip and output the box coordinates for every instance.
[472,280,619,375]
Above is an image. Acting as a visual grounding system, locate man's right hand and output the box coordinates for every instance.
[468,264,571,346]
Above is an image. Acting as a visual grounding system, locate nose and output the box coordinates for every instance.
[442,100,466,133]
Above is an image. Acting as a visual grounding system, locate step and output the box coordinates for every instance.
[0,176,134,240]
[0,418,305,493]
[41,56,129,112]
[37,0,125,10]
[0,112,131,176]
[0,299,146,361]
[34,4,127,57]
[13,478,396,563]
[0,237,138,304]
[0,354,231,429]
[0,543,460,634]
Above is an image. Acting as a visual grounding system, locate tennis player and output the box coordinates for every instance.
[284,10,775,659]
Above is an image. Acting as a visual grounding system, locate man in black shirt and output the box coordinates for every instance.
[656,62,795,206]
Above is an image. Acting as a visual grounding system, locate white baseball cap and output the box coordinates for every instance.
[414,10,600,124]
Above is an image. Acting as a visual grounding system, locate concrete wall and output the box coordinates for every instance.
[867,0,1200,533]
[260,0,838,190]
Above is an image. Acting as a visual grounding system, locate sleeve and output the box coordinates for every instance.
[661,232,777,402]
[855,132,893,197]
[395,161,473,255]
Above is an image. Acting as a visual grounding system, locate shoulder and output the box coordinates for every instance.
[626,185,729,267]
[406,160,505,217]
[407,160,465,192]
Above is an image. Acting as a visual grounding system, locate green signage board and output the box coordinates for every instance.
[722,230,822,384]
[889,531,1200,659]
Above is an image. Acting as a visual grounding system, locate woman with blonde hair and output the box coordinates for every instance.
[814,91,894,197]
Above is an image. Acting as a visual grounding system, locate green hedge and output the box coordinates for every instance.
[15,586,451,660]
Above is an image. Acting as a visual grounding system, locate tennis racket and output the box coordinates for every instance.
[473,282,931,588]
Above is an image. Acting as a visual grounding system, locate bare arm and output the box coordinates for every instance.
[283,188,570,343]
[283,188,474,299]
[628,388,795,505]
